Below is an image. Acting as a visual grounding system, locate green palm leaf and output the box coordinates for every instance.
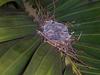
[0,0,14,6]
[0,8,37,42]
[0,34,41,75]
[23,43,62,75]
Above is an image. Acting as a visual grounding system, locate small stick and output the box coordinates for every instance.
[77,32,82,41]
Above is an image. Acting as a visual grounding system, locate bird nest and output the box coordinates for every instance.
[38,20,76,56]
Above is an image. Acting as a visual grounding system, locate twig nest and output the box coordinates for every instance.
[43,20,71,41]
